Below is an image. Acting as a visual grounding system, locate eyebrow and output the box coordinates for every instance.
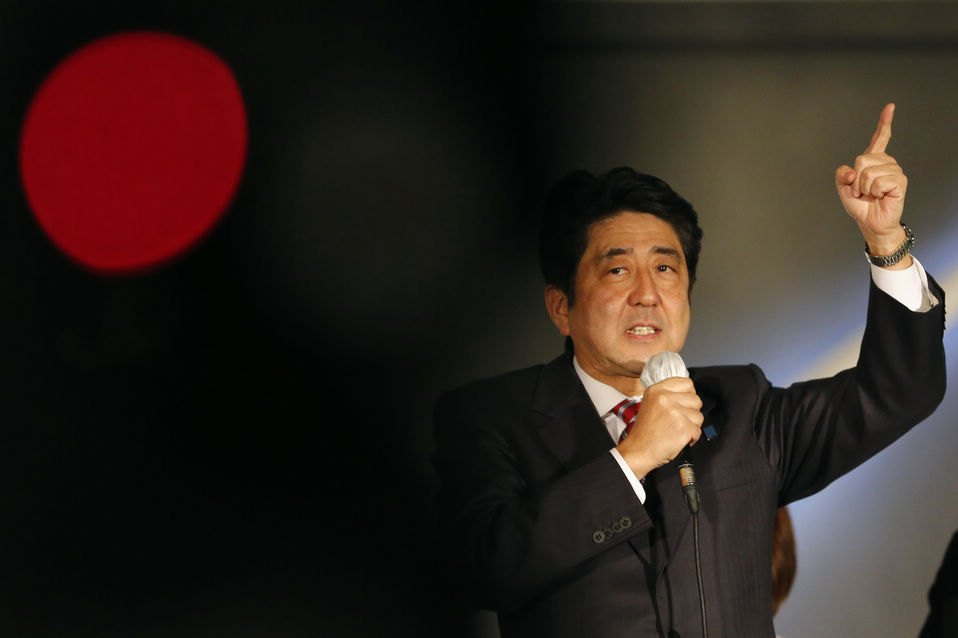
[596,245,681,262]
[651,246,682,259]
[596,247,632,262]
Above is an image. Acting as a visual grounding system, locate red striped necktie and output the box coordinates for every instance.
[613,399,641,443]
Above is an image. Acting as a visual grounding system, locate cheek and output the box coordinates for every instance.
[591,294,627,330]
[664,294,691,326]
[569,293,619,336]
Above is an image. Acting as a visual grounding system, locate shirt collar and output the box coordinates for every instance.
[573,356,643,417]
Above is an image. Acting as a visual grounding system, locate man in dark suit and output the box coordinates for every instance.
[433,104,945,637]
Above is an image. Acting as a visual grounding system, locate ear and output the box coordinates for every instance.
[544,286,571,336]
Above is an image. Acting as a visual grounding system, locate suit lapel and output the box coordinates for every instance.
[532,352,616,471]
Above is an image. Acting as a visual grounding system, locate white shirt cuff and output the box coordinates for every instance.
[610,448,646,504]
[869,256,938,312]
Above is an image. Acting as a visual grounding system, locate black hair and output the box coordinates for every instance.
[538,166,703,305]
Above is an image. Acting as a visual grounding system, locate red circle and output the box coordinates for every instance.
[19,32,247,274]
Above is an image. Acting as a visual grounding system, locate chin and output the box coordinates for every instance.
[617,358,648,376]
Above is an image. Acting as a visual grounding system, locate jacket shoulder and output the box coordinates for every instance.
[436,361,554,416]
[690,363,770,395]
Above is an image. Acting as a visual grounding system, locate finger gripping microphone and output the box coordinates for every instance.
[640,351,699,514]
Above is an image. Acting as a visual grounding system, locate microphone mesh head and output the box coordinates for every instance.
[640,351,689,388]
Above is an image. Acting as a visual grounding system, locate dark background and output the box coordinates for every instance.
[3,2,958,637]
[1,2,543,636]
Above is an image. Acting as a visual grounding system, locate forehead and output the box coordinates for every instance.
[586,211,684,256]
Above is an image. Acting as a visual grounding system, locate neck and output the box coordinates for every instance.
[611,377,646,397]
[573,357,646,397]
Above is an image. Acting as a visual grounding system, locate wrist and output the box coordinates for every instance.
[864,223,914,270]
[618,445,656,480]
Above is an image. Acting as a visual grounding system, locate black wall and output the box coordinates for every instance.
[1,3,541,636]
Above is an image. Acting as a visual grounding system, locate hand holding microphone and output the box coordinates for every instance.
[616,351,704,478]
[616,351,706,512]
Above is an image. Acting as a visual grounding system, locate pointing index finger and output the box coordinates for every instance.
[865,103,895,154]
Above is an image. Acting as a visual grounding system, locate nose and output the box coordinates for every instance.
[628,270,659,307]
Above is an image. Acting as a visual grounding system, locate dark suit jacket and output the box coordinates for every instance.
[919,531,958,638]
[434,280,945,638]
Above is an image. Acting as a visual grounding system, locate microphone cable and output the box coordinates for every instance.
[691,503,708,638]
[678,456,708,638]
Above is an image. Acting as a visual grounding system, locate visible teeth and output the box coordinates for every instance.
[627,326,656,335]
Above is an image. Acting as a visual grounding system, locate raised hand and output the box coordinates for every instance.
[835,103,910,262]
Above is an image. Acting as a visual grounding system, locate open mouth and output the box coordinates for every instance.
[626,326,658,336]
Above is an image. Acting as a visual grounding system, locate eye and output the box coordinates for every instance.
[656,264,675,273]
[609,266,628,275]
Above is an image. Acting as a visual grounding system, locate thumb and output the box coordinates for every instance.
[835,165,859,200]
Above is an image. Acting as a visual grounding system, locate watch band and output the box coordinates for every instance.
[865,224,914,267]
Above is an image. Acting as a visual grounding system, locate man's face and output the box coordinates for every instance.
[546,211,691,393]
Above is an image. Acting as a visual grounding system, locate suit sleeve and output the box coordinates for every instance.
[433,385,650,612]
[755,277,946,504]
